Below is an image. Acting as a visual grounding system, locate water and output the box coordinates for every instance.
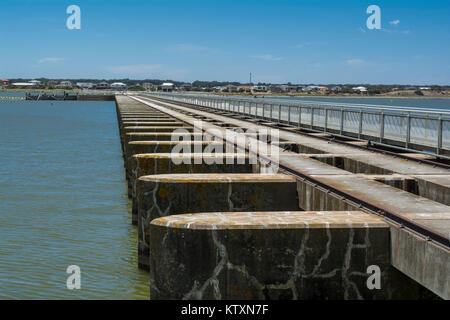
[0,93,149,299]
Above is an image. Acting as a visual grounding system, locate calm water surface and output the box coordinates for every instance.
[0,92,149,299]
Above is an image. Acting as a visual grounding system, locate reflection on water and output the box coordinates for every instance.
[0,96,149,299]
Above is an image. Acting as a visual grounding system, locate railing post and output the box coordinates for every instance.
[288,106,291,125]
[406,112,411,149]
[298,106,302,128]
[278,105,281,123]
[380,111,385,143]
[358,109,363,139]
[311,107,314,128]
[324,108,328,132]
[437,115,443,155]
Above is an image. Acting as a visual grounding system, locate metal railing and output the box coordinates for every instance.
[142,92,450,155]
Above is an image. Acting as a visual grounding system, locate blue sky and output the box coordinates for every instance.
[0,0,449,84]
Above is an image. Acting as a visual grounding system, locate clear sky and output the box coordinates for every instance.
[0,0,449,84]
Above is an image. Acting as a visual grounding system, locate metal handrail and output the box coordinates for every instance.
[142,92,450,155]
[153,92,450,116]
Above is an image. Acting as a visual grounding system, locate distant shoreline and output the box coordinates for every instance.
[216,93,450,100]
[1,88,450,100]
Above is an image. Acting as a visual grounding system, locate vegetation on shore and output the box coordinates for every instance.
[2,78,449,98]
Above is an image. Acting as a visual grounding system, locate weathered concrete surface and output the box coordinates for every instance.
[119,118,176,128]
[399,153,437,160]
[132,96,450,297]
[118,113,174,117]
[122,121,185,127]
[137,173,299,270]
[120,114,171,118]
[311,156,394,175]
[390,225,449,299]
[119,96,449,298]
[149,211,432,300]
[125,141,225,173]
[414,175,450,206]
[125,132,204,144]
[119,117,173,127]
[124,126,194,133]
[301,175,450,298]
[120,127,195,156]
[129,153,253,224]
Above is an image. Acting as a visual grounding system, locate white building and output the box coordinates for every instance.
[56,81,73,88]
[161,82,174,92]
[11,82,35,87]
[29,80,41,85]
[110,82,127,89]
[352,86,368,93]
[252,85,268,92]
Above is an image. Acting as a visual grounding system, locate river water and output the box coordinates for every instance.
[0,92,149,299]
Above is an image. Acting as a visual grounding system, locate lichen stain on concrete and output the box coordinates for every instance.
[158,187,168,199]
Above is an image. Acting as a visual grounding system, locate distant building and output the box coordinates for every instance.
[238,85,253,93]
[319,86,330,94]
[76,82,95,89]
[56,81,73,88]
[178,83,192,91]
[221,85,238,93]
[161,82,174,92]
[96,82,110,89]
[1,79,9,86]
[252,85,268,92]
[331,86,342,92]
[29,80,41,86]
[11,82,35,87]
[419,87,431,90]
[46,81,59,88]
[279,85,300,93]
[142,83,155,90]
[268,85,282,92]
[110,82,127,89]
[306,85,320,91]
[352,86,368,93]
